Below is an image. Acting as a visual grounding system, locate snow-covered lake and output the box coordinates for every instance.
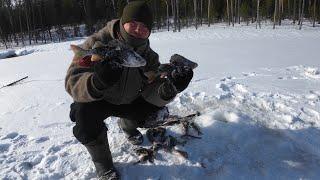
[0,23,320,179]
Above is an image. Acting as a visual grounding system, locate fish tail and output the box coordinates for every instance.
[70,44,89,58]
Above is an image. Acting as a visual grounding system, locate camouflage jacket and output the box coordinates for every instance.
[65,19,174,107]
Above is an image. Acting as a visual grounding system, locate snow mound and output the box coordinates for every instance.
[0,49,37,60]
[304,67,320,79]
[0,50,16,59]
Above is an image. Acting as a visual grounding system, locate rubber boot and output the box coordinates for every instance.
[84,131,120,180]
[118,118,143,145]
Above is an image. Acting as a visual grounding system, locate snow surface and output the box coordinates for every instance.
[0,23,320,179]
[0,48,38,60]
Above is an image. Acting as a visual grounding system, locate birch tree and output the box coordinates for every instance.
[313,0,317,27]
[231,0,234,26]
[208,0,212,27]
[274,0,278,29]
[171,0,176,32]
[238,0,241,24]
[200,0,203,26]
[193,0,198,29]
[298,0,302,25]
[227,0,230,26]
[176,0,181,32]
[299,0,305,29]
[164,0,169,31]
[256,0,261,29]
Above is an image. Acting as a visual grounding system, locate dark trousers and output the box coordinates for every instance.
[69,97,161,144]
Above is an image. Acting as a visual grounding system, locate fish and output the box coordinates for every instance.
[153,54,198,82]
[70,39,147,67]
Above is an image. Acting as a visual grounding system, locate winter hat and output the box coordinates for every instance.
[121,1,153,31]
[119,1,153,48]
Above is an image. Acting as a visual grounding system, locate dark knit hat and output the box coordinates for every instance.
[121,1,153,31]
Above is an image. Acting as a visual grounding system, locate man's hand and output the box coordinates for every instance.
[171,66,193,92]
[158,80,178,101]
[92,60,123,90]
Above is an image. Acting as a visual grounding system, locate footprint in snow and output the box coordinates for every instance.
[16,162,34,172]
[0,143,11,153]
[34,136,50,143]
[11,134,28,146]
[220,76,234,82]
[47,145,62,154]
[242,72,257,77]
[1,132,19,140]
[46,140,76,155]
[303,67,320,79]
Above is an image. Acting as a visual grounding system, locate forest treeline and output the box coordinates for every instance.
[0,0,319,48]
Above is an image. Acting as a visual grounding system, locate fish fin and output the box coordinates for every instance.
[70,44,82,53]
[70,44,86,58]
[91,54,103,62]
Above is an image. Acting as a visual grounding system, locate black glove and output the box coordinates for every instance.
[158,80,178,101]
[171,66,193,92]
[92,60,123,90]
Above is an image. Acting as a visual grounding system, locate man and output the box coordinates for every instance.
[65,1,193,179]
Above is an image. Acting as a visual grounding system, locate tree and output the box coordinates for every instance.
[227,0,230,25]
[299,0,305,29]
[193,0,197,29]
[176,0,181,32]
[313,0,317,27]
[231,0,234,26]
[293,0,297,23]
[274,0,278,29]
[256,0,261,29]
[208,0,212,27]
[163,0,170,31]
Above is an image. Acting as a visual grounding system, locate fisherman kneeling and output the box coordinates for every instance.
[65,2,193,179]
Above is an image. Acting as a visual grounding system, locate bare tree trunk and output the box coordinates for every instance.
[227,0,230,26]
[165,0,170,31]
[313,0,317,27]
[200,0,203,26]
[256,0,261,29]
[278,0,282,25]
[234,0,237,24]
[274,0,278,29]
[24,2,32,45]
[231,0,234,26]
[184,0,188,27]
[299,0,305,29]
[252,0,255,23]
[17,0,25,46]
[208,0,212,27]
[37,1,45,43]
[194,0,198,29]
[171,0,176,32]
[293,0,297,23]
[0,25,7,49]
[238,0,241,24]
[176,0,181,32]
[298,0,302,25]
[4,1,18,46]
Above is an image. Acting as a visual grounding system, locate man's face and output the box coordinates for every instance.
[123,21,150,39]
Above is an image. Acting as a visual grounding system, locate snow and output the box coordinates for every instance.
[0,23,320,179]
[0,48,38,60]
[0,49,16,59]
